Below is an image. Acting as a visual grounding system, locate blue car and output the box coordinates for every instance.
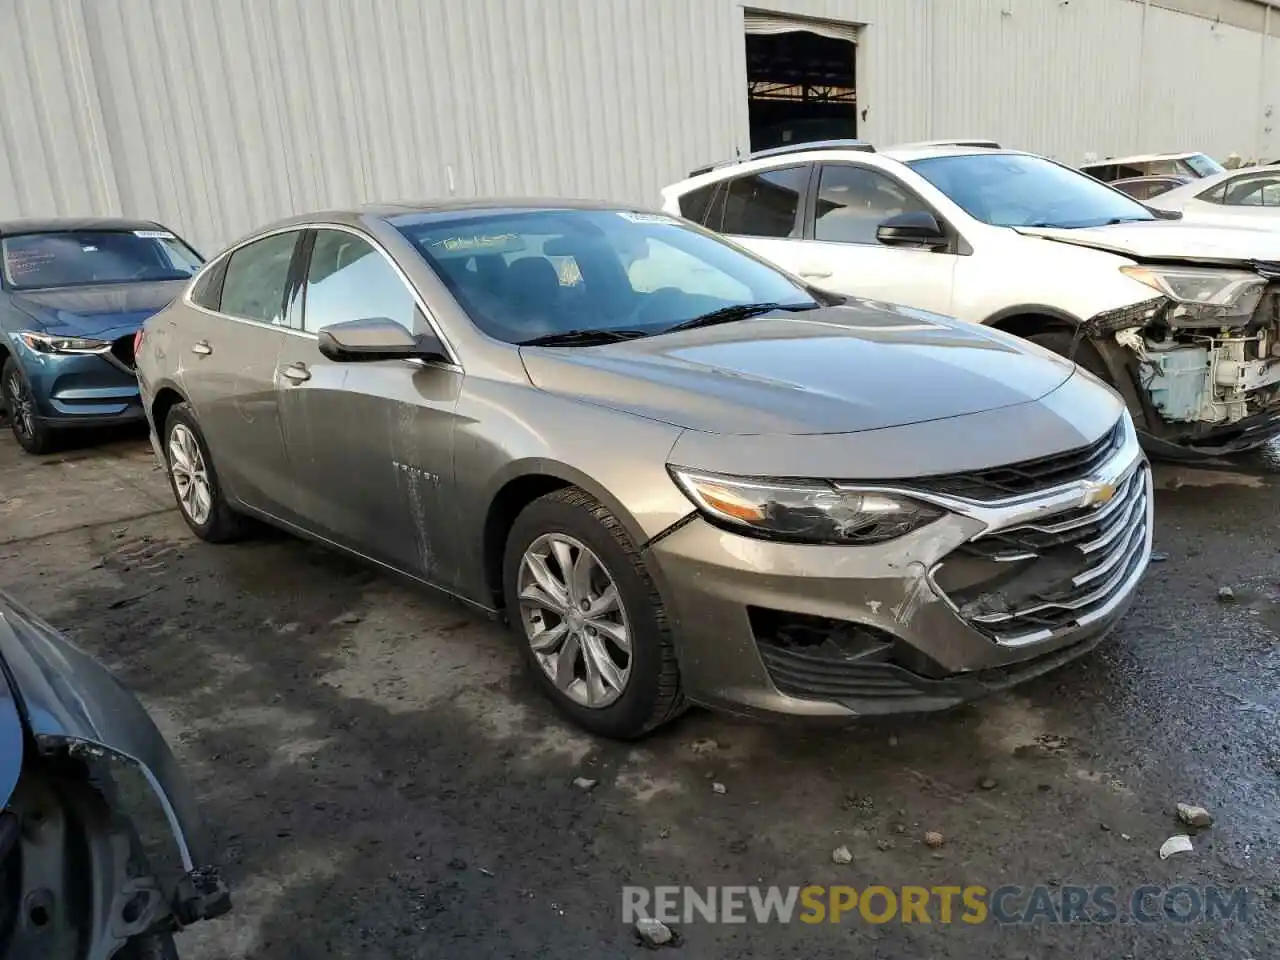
[0,218,203,453]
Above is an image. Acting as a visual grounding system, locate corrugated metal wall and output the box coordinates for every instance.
[0,0,1276,253]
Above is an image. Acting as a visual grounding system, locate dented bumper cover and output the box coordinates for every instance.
[645,403,1149,720]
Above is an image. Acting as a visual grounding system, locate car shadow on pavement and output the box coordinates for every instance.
[33,524,1263,960]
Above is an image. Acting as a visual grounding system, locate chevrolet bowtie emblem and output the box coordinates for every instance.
[1081,480,1118,507]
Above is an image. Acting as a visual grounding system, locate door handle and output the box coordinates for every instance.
[190,340,212,356]
[280,363,311,384]
[798,267,832,279]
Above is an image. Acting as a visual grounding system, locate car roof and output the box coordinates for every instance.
[665,145,1036,195]
[233,198,670,238]
[878,145,1029,163]
[0,216,164,237]
[1080,153,1202,167]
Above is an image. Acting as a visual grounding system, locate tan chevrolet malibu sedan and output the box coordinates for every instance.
[135,200,1151,739]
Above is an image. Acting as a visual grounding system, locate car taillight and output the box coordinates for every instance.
[132,329,145,357]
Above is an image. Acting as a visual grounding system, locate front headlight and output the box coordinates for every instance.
[669,467,943,545]
[18,331,113,355]
[1119,265,1265,327]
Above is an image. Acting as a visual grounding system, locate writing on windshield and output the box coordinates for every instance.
[2,231,202,290]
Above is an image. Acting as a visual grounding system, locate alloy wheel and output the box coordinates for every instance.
[517,533,632,708]
[5,371,34,443]
[168,423,213,525]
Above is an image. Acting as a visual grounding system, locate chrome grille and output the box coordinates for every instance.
[941,464,1151,645]
[908,420,1124,501]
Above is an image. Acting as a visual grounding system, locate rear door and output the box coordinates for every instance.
[275,226,463,579]
[177,230,301,518]
[794,162,958,314]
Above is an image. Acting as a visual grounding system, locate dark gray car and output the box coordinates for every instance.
[136,201,1151,739]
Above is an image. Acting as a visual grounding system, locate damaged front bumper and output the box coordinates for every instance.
[646,416,1150,719]
[0,589,230,941]
[1085,270,1280,454]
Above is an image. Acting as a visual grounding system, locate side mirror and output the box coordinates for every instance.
[1149,207,1183,220]
[876,211,949,250]
[317,317,448,363]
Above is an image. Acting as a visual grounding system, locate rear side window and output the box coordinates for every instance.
[219,232,300,325]
[678,183,719,225]
[188,258,228,310]
[718,166,808,238]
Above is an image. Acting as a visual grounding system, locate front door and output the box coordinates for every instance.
[178,230,303,518]
[276,227,462,579]
[796,163,958,315]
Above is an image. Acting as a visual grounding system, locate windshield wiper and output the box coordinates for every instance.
[663,300,818,334]
[518,328,650,347]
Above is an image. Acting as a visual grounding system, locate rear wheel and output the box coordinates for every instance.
[1028,329,1113,384]
[163,403,245,543]
[502,487,685,739]
[2,358,57,454]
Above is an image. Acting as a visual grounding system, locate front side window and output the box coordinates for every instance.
[218,231,299,325]
[303,230,419,334]
[909,153,1156,229]
[395,208,816,345]
[717,166,808,238]
[1,230,201,290]
[814,164,928,244]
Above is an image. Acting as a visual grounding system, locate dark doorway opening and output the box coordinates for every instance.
[746,30,857,152]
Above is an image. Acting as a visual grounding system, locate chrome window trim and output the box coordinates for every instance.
[180,221,463,372]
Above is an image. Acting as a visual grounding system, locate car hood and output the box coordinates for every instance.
[1015,220,1280,266]
[11,280,186,336]
[519,301,1075,435]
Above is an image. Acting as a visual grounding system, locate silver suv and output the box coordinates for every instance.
[137,200,1151,737]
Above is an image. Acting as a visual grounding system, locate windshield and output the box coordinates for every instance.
[1,230,202,290]
[1185,153,1225,178]
[908,153,1157,229]
[394,209,816,344]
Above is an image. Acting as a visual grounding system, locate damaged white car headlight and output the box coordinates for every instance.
[669,468,943,545]
[1119,266,1265,327]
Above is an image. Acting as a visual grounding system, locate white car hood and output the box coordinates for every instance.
[1015,220,1280,265]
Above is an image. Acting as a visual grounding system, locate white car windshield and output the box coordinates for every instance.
[395,208,819,345]
[908,153,1157,229]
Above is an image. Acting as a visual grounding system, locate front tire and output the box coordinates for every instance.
[162,403,245,543]
[503,488,685,739]
[2,358,58,454]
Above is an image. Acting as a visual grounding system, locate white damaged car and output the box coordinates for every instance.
[663,143,1280,457]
